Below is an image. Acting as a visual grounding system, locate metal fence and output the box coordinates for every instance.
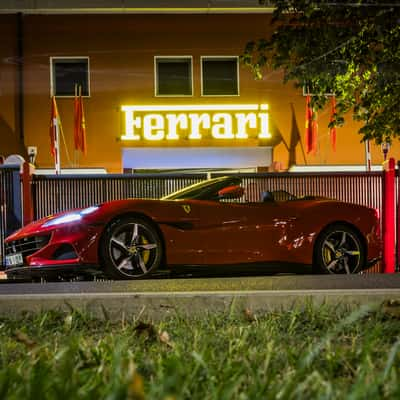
[32,171,384,219]
[0,165,23,266]
[220,172,384,212]
[32,173,208,219]
[0,169,394,271]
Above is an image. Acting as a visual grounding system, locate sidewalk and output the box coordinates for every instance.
[0,274,399,320]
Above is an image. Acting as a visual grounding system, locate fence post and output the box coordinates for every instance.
[21,162,34,226]
[382,157,396,273]
[398,161,400,271]
[11,168,23,229]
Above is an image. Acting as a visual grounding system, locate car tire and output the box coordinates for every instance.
[313,224,365,274]
[100,217,163,280]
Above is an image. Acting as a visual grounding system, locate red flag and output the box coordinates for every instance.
[79,94,87,155]
[329,96,337,152]
[73,86,87,155]
[312,111,318,154]
[49,96,58,158]
[305,94,317,154]
[73,87,81,151]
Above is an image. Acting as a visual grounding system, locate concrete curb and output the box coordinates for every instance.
[0,289,399,320]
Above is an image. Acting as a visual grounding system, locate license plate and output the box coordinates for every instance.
[5,253,24,267]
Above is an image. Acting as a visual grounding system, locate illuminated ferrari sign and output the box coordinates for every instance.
[121,104,270,141]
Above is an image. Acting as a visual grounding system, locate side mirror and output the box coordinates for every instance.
[218,185,244,199]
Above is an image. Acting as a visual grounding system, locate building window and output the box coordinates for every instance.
[201,57,239,96]
[50,57,90,97]
[155,56,193,96]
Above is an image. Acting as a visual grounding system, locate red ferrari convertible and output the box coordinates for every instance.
[4,176,381,279]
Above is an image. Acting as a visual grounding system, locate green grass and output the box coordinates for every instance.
[0,302,400,399]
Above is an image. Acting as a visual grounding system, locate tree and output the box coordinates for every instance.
[241,0,400,144]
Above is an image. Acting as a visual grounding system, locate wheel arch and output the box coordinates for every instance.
[98,212,167,267]
[312,220,367,265]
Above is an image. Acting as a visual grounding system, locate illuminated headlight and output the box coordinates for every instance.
[80,206,99,215]
[42,206,99,227]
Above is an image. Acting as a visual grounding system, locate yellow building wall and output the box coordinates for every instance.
[0,13,397,172]
[0,14,26,157]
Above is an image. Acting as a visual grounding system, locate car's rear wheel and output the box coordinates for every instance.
[100,217,163,280]
[313,224,365,274]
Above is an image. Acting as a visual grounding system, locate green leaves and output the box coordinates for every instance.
[243,0,400,144]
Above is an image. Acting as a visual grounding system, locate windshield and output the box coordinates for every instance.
[162,176,242,201]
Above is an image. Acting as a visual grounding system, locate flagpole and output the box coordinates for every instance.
[77,84,82,164]
[74,84,78,167]
[365,140,371,172]
[55,116,61,174]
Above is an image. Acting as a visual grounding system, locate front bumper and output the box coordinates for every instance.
[5,263,102,280]
[5,222,103,270]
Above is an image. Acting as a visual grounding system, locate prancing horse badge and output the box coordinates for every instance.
[182,205,191,214]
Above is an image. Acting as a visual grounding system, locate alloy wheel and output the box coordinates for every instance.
[107,220,160,278]
[320,229,362,274]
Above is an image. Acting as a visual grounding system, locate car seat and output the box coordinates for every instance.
[261,191,274,202]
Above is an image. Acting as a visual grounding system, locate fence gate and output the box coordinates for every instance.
[0,165,23,267]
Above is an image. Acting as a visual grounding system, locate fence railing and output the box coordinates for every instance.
[216,172,384,212]
[0,165,23,266]
[0,168,396,272]
[32,173,208,219]
[32,171,384,219]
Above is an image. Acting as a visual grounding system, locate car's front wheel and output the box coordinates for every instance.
[100,217,163,280]
[313,224,365,274]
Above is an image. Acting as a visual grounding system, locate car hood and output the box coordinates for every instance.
[5,207,90,241]
[5,198,167,241]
